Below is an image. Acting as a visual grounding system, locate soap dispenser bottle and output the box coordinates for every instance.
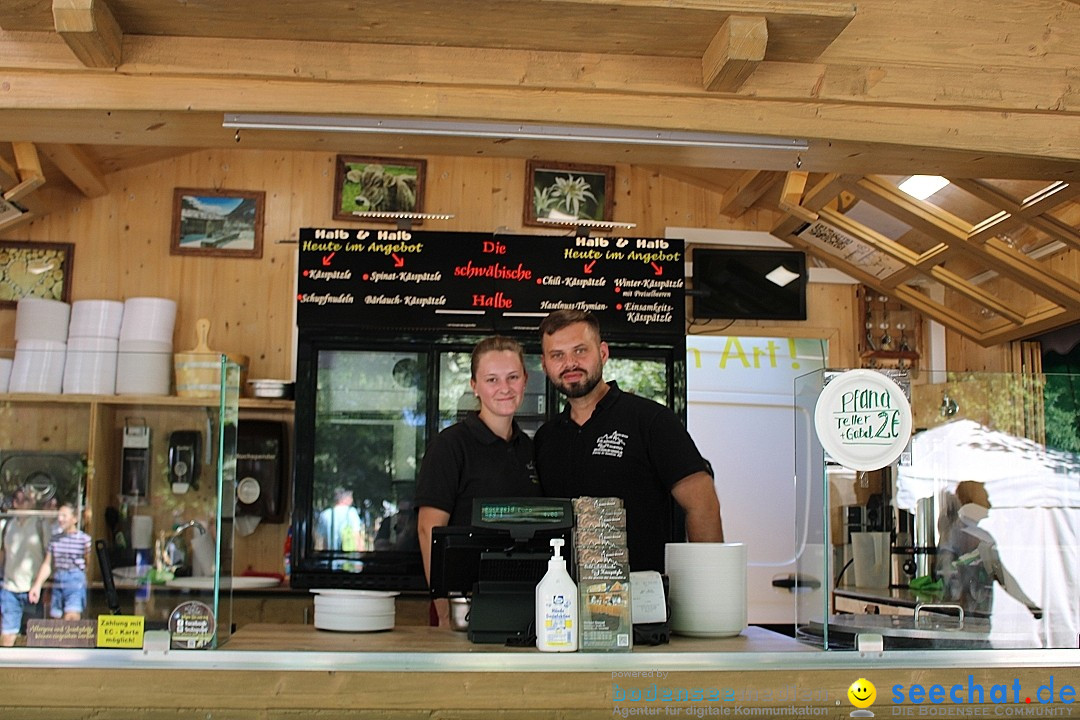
[535,538,578,652]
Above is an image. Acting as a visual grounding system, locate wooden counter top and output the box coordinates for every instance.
[223,623,816,654]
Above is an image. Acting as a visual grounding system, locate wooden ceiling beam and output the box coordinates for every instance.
[0,155,18,190]
[702,15,767,93]
[953,178,1080,247]
[719,169,782,218]
[52,0,122,68]
[778,223,987,340]
[820,206,1025,325]
[3,141,46,202]
[39,142,108,197]
[840,175,1080,309]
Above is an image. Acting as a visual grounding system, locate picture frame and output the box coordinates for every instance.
[0,240,74,307]
[170,188,265,259]
[333,156,427,223]
[524,160,615,227]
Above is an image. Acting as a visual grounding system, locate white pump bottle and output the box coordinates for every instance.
[535,537,578,652]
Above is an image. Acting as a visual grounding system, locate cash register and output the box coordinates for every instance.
[430,497,575,644]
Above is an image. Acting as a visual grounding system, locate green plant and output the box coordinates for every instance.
[550,174,597,217]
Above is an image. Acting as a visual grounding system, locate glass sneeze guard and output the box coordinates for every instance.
[795,368,1080,651]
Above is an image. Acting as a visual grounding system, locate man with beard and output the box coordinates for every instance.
[534,309,723,572]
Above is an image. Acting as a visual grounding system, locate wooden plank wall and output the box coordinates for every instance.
[0,148,865,374]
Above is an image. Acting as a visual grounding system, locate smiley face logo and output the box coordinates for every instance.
[847,678,877,709]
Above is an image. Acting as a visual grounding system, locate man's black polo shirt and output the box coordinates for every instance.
[415,412,540,527]
[534,382,710,572]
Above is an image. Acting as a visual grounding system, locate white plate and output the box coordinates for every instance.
[166,576,281,590]
[310,589,399,598]
[813,369,912,471]
[314,613,395,632]
[672,628,745,638]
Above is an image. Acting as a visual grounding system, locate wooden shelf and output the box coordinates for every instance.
[860,350,920,361]
[0,392,293,411]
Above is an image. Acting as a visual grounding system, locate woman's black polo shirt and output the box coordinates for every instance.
[415,412,540,527]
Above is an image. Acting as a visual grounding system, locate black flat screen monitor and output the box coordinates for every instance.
[692,248,808,321]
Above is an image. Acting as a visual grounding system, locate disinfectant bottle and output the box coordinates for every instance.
[536,538,578,652]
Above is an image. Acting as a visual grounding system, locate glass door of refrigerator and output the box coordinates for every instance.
[309,349,427,567]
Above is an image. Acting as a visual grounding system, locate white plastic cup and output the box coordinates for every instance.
[851,531,891,588]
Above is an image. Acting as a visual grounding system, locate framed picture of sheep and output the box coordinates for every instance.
[333,156,427,223]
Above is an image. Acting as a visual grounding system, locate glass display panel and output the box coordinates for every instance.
[0,349,237,650]
[796,368,1080,651]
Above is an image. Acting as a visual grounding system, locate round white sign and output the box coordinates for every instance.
[813,369,912,471]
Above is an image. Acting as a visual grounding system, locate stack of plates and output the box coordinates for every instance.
[116,297,176,395]
[665,542,747,638]
[64,299,125,394]
[310,589,398,632]
[11,299,69,393]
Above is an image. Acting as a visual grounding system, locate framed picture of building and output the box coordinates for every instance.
[170,188,265,259]
[333,156,427,222]
[524,160,614,227]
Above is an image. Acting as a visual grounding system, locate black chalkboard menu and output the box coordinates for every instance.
[296,229,685,338]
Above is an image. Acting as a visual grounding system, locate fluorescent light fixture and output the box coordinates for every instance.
[765,264,800,287]
[353,211,455,220]
[224,114,809,151]
[898,175,950,200]
[536,217,637,230]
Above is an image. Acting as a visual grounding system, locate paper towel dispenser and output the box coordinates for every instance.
[235,420,288,522]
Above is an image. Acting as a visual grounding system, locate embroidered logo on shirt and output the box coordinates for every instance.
[592,431,629,458]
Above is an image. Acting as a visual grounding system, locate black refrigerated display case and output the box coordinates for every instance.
[290,229,688,591]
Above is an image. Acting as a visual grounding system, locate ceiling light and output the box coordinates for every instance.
[765,265,799,287]
[898,175,949,200]
[223,114,808,151]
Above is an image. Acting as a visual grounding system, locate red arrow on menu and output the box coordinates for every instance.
[392,253,405,268]
[650,262,663,276]
[584,260,597,274]
[322,252,335,266]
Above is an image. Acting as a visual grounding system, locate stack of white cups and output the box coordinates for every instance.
[665,542,748,638]
[10,298,69,393]
[63,299,124,394]
[116,297,176,395]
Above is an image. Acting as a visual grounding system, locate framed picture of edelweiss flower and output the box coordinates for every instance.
[524,160,614,227]
[334,155,427,223]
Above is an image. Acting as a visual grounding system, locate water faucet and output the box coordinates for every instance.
[163,520,207,572]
